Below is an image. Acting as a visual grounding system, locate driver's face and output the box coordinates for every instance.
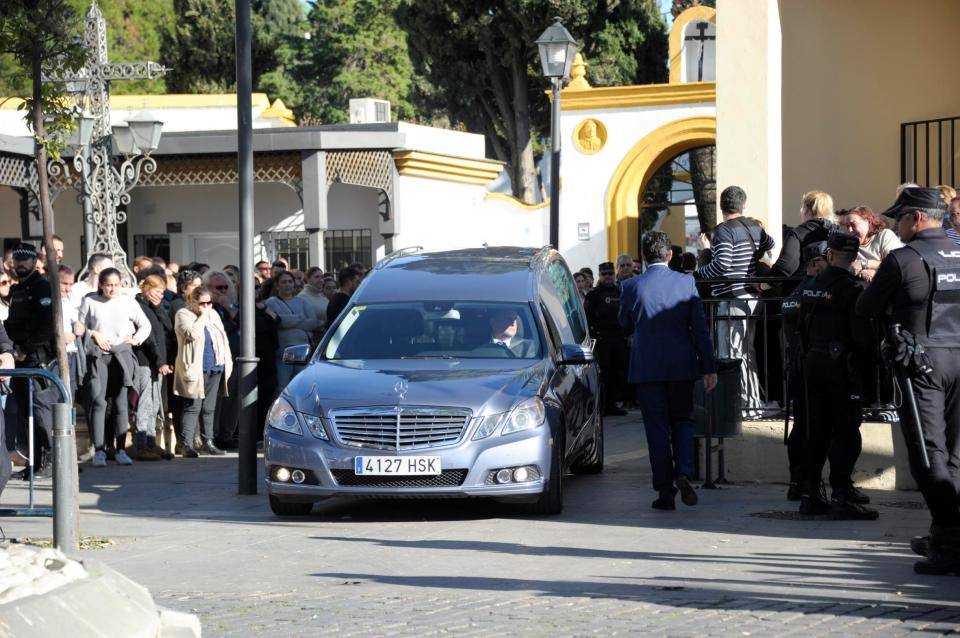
[490,311,518,339]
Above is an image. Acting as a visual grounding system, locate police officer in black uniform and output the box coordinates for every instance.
[781,241,829,500]
[797,231,879,520]
[584,262,628,416]
[857,187,960,575]
[3,242,56,479]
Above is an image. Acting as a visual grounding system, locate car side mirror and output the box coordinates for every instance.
[282,344,311,366]
[557,343,594,366]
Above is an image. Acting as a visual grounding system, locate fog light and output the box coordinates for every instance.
[275,467,291,482]
[495,469,513,484]
[291,469,306,484]
[513,467,529,482]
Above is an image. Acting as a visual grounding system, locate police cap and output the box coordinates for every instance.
[802,240,828,262]
[11,242,37,259]
[880,186,946,219]
[598,262,614,274]
[827,231,860,255]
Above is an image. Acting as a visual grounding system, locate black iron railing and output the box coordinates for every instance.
[900,116,959,187]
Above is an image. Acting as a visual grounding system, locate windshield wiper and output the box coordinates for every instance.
[400,354,454,359]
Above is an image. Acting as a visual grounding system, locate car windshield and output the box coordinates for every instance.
[322,302,542,360]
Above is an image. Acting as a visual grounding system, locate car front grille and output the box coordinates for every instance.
[329,407,471,451]
[331,469,468,488]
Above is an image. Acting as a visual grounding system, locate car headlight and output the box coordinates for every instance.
[472,413,506,440]
[267,398,302,435]
[501,397,546,436]
[300,413,329,441]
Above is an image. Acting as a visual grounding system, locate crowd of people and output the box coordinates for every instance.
[577,182,960,575]
[2,180,959,576]
[0,245,367,490]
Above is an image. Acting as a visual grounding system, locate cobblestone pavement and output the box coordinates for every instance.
[152,589,960,637]
[3,413,960,637]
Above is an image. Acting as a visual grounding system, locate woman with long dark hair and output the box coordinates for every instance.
[78,268,151,467]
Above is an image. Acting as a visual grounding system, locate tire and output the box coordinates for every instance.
[527,430,564,515]
[269,495,314,516]
[571,411,604,474]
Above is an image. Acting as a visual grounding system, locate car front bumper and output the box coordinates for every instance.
[264,425,552,500]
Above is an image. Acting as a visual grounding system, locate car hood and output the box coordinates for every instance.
[284,358,549,417]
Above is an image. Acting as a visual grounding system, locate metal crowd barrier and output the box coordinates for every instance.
[691,275,900,485]
[0,368,77,551]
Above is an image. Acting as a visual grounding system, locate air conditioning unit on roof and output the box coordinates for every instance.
[349,98,391,124]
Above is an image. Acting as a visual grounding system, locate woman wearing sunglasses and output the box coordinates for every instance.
[173,287,233,457]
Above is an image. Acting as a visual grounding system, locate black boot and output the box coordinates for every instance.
[846,485,870,504]
[915,526,960,575]
[830,487,879,520]
[910,536,930,557]
[651,488,676,511]
[799,481,830,516]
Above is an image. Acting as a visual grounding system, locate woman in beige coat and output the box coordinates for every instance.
[174,287,232,457]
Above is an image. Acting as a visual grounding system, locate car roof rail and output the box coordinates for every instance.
[376,246,424,269]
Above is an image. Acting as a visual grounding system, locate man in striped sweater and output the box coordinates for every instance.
[695,186,776,411]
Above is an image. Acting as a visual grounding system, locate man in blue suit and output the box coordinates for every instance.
[619,231,717,510]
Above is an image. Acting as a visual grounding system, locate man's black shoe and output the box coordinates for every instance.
[829,497,879,521]
[651,496,676,511]
[847,486,870,504]
[786,483,802,502]
[911,536,930,557]
[215,438,240,451]
[182,447,199,458]
[604,407,628,417]
[799,493,830,516]
[676,475,698,506]
[202,441,225,456]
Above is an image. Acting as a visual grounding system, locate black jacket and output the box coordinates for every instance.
[770,218,835,280]
[4,269,55,363]
[584,283,626,340]
[134,294,173,375]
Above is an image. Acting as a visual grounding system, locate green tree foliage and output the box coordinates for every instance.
[0,0,86,411]
[291,0,416,125]
[0,0,173,98]
[397,0,667,203]
[161,0,305,97]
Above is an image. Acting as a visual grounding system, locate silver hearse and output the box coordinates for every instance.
[264,247,602,515]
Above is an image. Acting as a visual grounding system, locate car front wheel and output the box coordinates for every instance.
[526,431,564,515]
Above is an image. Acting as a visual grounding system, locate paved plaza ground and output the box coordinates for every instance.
[2,412,959,637]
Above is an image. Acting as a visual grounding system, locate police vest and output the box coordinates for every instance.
[907,239,960,347]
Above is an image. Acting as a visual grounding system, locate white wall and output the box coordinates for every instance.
[558,101,716,270]
[397,175,544,254]
[125,182,302,267]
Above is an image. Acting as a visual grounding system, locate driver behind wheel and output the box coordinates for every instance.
[488,309,536,358]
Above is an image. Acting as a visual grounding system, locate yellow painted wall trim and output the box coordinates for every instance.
[394,150,504,186]
[484,192,550,211]
[669,6,717,84]
[560,81,715,111]
[261,98,297,126]
[605,116,716,260]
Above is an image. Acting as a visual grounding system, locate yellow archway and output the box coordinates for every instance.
[605,116,716,260]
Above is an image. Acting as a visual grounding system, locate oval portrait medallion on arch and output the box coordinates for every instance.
[573,118,607,155]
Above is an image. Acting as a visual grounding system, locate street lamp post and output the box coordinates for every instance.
[44,1,167,284]
[536,17,578,250]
